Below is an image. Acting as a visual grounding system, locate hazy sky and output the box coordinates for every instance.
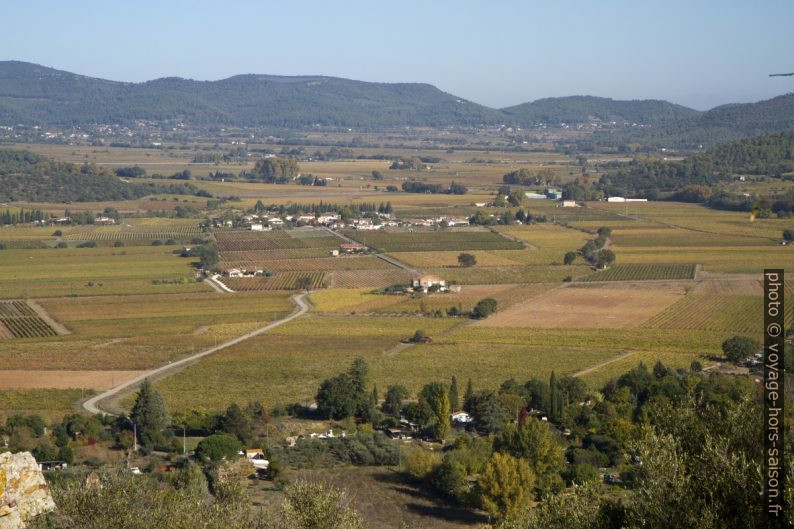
[2,0,792,110]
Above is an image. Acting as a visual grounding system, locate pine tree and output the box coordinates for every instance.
[130,379,171,447]
[347,357,369,417]
[549,372,558,422]
[449,376,459,411]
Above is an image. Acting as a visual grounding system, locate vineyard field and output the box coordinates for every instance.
[224,256,394,272]
[222,271,326,291]
[430,265,589,284]
[215,230,339,252]
[387,250,526,268]
[220,248,332,262]
[0,300,58,339]
[342,230,523,252]
[643,281,794,333]
[64,225,203,242]
[328,270,414,289]
[578,263,697,282]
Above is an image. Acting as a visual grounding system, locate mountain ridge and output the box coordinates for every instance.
[1,61,793,147]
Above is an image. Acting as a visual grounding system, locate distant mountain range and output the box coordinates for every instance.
[1,61,793,147]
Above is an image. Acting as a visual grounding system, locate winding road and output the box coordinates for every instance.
[83,291,312,415]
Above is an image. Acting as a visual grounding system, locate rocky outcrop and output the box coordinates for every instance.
[0,452,56,529]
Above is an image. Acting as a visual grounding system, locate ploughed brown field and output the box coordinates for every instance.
[0,370,146,390]
[476,283,686,328]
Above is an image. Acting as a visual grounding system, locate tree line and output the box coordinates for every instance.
[0,149,213,202]
[402,179,468,195]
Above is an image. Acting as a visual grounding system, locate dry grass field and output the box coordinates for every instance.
[477,283,686,328]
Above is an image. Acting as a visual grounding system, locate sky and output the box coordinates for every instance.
[2,0,793,110]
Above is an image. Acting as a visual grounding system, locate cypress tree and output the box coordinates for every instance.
[449,376,459,411]
[463,378,474,413]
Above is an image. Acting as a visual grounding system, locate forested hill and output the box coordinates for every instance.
[0,62,698,128]
[2,62,794,145]
[501,95,699,125]
[0,149,206,202]
[587,93,794,149]
[0,61,504,128]
[597,130,794,201]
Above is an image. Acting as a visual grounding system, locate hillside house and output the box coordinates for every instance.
[441,216,469,226]
[94,216,116,224]
[562,200,577,207]
[353,219,382,230]
[224,268,243,278]
[451,411,473,424]
[545,188,562,200]
[524,192,547,200]
[242,449,269,469]
[38,461,68,471]
[411,274,447,293]
[340,242,366,254]
[317,214,339,225]
[243,449,265,459]
[250,223,264,231]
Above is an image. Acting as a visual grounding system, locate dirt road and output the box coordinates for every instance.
[83,291,312,415]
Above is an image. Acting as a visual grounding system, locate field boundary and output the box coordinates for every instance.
[25,300,72,335]
[572,351,638,378]
[82,291,312,415]
[488,226,533,249]
[207,274,234,293]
